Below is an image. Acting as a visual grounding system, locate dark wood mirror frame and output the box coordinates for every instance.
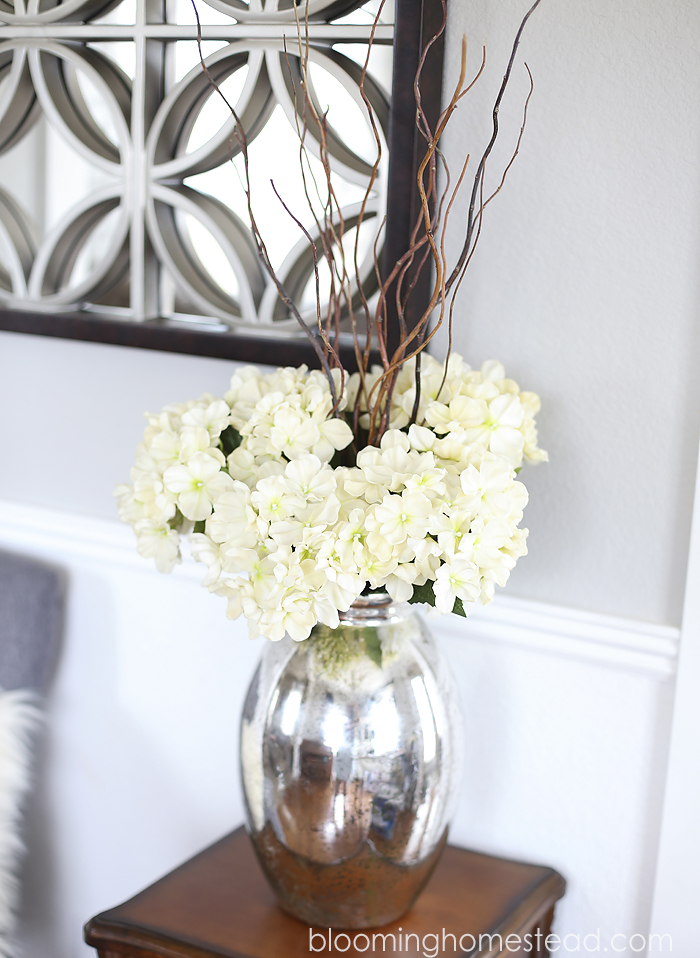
[0,0,444,371]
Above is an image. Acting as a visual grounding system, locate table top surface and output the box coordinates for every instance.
[85,828,565,958]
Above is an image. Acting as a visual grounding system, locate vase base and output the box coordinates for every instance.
[249,824,448,929]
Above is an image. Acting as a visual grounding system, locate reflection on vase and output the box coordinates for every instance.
[241,593,464,928]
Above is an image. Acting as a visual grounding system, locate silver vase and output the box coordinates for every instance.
[240,593,464,929]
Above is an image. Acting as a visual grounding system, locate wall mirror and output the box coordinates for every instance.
[0,0,443,367]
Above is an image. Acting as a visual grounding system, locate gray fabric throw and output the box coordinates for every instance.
[0,551,64,692]
[0,550,64,957]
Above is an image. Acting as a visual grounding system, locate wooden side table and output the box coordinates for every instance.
[84,828,565,958]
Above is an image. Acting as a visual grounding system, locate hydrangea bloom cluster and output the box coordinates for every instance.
[115,354,546,641]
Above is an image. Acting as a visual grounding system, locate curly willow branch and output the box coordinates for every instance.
[189,0,544,439]
[189,0,338,409]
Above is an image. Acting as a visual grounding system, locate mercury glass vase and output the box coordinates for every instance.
[240,593,464,929]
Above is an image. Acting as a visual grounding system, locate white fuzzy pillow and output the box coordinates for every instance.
[0,691,41,958]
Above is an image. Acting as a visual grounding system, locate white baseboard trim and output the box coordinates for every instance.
[0,498,679,679]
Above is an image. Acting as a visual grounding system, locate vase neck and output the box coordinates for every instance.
[339,593,410,626]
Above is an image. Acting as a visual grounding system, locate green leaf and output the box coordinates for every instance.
[219,425,241,457]
[193,520,206,534]
[363,628,383,669]
[409,580,436,607]
[408,582,466,616]
[361,584,386,597]
[451,596,467,617]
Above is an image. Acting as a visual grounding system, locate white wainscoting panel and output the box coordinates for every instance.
[0,500,679,957]
[649,441,700,955]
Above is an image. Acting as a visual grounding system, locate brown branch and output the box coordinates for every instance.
[353,0,387,377]
[270,180,345,409]
[364,35,471,437]
[445,0,544,295]
[480,62,534,214]
[191,0,543,436]
[433,150,471,404]
[189,0,338,406]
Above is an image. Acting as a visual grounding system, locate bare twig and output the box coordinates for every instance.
[190,0,542,442]
[445,0,543,295]
[189,0,338,407]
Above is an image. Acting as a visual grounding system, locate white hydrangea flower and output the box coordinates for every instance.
[458,516,515,574]
[372,491,432,545]
[250,475,296,523]
[207,483,257,547]
[164,452,234,521]
[268,495,340,548]
[134,518,181,573]
[132,474,177,522]
[356,548,398,589]
[283,455,336,503]
[429,509,473,558]
[385,561,420,602]
[182,399,231,438]
[424,394,484,434]
[459,457,523,519]
[461,393,526,467]
[344,461,386,503]
[433,556,480,614]
[269,408,320,459]
[179,426,225,464]
[114,483,146,524]
[116,354,546,639]
[226,447,258,486]
[189,532,223,588]
[407,423,436,451]
[148,430,182,469]
[404,456,446,499]
[313,417,354,461]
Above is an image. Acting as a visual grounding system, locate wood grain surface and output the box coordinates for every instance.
[84,828,565,958]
